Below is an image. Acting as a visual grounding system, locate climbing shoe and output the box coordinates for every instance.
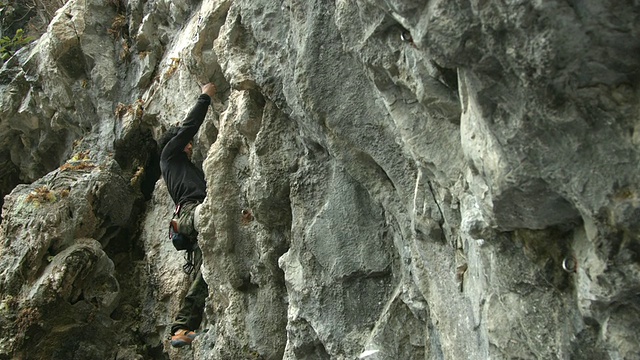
[170,329,197,348]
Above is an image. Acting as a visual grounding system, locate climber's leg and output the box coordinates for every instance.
[193,203,203,233]
[176,202,199,238]
[170,248,208,339]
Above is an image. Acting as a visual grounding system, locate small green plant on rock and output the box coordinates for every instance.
[0,28,34,62]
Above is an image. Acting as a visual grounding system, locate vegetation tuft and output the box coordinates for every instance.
[0,28,35,62]
[25,186,57,205]
[59,150,96,172]
[0,0,68,64]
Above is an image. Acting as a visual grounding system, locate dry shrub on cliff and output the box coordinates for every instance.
[107,13,126,38]
[30,0,66,24]
[59,150,96,172]
[25,186,56,204]
[21,0,67,36]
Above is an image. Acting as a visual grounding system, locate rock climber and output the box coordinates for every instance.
[158,82,216,348]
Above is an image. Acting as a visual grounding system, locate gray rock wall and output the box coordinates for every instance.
[0,0,638,359]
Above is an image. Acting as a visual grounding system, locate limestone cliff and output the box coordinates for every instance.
[0,0,639,359]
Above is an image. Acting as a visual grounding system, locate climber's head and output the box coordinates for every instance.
[158,126,179,153]
[183,141,193,159]
[158,126,193,159]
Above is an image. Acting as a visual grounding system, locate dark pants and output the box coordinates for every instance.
[170,202,209,334]
[171,252,208,334]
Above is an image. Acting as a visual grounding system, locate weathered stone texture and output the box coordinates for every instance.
[0,0,638,359]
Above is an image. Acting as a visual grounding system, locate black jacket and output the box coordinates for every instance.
[160,94,211,206]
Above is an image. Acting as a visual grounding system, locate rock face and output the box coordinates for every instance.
[0,0,639,359]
